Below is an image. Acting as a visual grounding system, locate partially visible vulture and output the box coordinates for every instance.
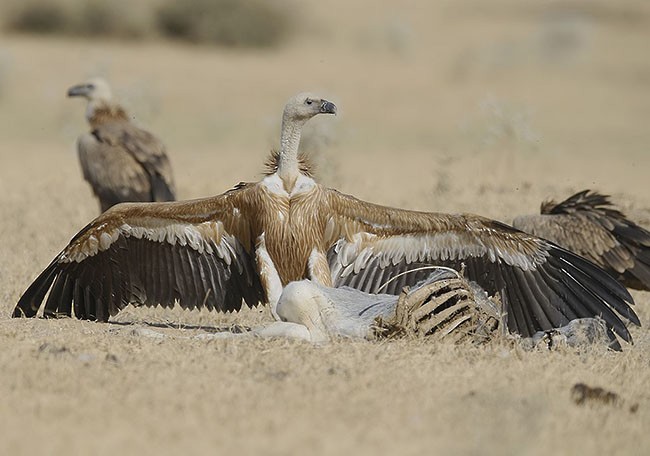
[14,93,640,347]
[513,190,650,291]
[68,78,176,212]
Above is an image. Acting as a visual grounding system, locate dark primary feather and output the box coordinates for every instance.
[541,190,622,216]
[514,190,650,291]
[14,234,264,321]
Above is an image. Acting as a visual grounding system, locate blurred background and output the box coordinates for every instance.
[0,0,649,242]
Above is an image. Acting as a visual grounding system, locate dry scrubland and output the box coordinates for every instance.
[1,1,650,454]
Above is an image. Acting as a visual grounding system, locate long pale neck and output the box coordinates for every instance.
[277,115,306,191]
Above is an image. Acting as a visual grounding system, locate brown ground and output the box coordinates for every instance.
[1,1,649,454]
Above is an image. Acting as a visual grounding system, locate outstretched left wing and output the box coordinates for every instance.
[323,189,639,344]
[14,187,264,321]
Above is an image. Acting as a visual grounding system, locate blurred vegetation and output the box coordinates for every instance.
[3,0,294,47]
[5,0,155,39]
[156,0,292,47]
[6,1,68,34]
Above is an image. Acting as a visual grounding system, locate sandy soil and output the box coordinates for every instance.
[1,1,649,454]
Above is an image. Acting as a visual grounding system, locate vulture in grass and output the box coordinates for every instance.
[68,78,176,212]
[513,190,650,291]
[14,93,640,347]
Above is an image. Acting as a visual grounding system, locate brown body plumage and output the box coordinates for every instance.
[68,78,176,212]
[513,190,650,291]
[15,94,639,347]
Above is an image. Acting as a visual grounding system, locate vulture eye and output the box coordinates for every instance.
[87,84,95,90]
[305,99,313,105]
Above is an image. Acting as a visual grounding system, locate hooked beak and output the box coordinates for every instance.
[67,84,91,98]
[320,100,337,115]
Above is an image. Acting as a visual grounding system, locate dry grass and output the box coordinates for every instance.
[1,316,649,455]
[1,0,649,454]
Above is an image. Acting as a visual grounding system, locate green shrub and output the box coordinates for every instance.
[156,0,292,47]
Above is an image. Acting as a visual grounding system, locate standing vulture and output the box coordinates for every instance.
[512,190,650,291]
[68,78,176,212]
[14,93,639,346]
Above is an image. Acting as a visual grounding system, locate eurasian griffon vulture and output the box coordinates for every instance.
[14,94,639,347]
[68,78,176,212]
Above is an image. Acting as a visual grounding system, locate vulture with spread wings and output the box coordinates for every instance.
[68,78,176,212]
[513,190,650,291]
[15,94,639,346]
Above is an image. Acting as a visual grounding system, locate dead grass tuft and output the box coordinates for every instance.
[570,382,640,413]
[571,382,620,407]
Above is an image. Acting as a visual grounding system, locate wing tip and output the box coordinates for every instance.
[13,262,60,319]
[547,245,641,348]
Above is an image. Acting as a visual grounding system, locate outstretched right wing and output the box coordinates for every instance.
[322,189,639,346]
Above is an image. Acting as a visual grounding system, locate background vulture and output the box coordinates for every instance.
[68,77,176,212]
[513,190,650,291]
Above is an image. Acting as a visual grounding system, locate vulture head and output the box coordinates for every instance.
[67,77,113,102]
[283,92,337,124]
